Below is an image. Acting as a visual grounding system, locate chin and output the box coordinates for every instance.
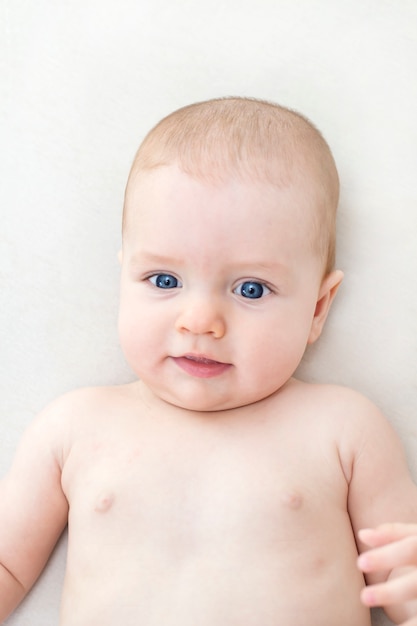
[169,396,228,413]
[165,389,269,413]
[160,389,237,413]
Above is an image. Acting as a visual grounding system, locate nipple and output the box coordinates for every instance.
[281,490,303,510]
[94,491,115,513]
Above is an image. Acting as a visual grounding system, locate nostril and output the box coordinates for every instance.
[174,308,226,338]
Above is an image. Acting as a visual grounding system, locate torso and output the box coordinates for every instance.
[58,379,371,625]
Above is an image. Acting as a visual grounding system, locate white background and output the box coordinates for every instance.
[1,1,417,624]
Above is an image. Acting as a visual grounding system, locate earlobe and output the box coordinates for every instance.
[308,270,344,344]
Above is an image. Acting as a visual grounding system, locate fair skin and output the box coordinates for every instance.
[1,163,417,625]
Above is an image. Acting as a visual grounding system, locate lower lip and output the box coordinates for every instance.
[173,356,231,378]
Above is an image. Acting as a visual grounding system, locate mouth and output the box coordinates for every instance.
[172,354,232,379]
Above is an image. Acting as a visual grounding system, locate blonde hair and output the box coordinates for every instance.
[123,97,339,274]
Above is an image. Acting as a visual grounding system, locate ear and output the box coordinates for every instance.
[117,249,123,265]
[308,270,344,345]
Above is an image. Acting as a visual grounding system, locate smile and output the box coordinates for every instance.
[172,354,232,378]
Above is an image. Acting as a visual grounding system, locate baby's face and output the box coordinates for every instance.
[119,164,326,411]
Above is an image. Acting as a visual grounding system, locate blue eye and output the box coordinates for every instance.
[235,281,270,299]
[149,273,182,289]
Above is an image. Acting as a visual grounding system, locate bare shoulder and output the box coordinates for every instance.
[37,382,140,422]
[20,383,141,457]
[292,378,411,467]
[286,378,402,459]
[288,377,388,427]
[42,382,137,411]
[288,378,410,489]
[1,382,140,490]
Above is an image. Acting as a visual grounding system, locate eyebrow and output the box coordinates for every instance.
[127,251,187,271]
[128,250,291,279]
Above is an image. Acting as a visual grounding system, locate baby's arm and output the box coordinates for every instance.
[345,393,417,624]
[0,399,69,622]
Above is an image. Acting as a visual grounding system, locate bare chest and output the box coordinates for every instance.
[62,417,347,554]
[59,413,368,626]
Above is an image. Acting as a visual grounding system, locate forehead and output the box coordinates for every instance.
[124,163,317,233]
[123,165,320,269]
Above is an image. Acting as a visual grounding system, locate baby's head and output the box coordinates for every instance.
[123,97,339,276]
[119,97,343,411]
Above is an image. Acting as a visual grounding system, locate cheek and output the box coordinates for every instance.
[244,311,312,370]
[118,302,154,365]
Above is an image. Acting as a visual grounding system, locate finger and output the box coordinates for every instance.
[359,524,417,548]
[358,537,417,573]
[361,568,417,607]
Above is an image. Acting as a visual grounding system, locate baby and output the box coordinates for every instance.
[1,97,417,626]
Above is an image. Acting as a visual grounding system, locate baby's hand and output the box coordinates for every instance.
[358,523,417,625]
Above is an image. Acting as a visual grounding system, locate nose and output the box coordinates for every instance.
[175,294,226,339]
